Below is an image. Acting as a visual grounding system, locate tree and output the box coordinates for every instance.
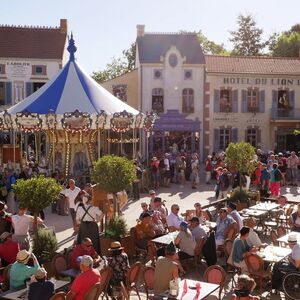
[229,14,266,56]
[92,42,136,83]
[271,31,300,57]
[225,142,256,180]
[92,155,136,218]
[180,30,229,55]
[14,176,62,232]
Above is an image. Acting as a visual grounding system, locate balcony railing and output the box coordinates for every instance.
[271,108,299,120]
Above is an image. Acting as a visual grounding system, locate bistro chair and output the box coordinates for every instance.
[143,266,155,299]
[84,282,104,300]
[120,281,130,300]
[223,239,240,286]
[129,227,148,261]
[203,265,227,299]
[51,254,68,279]
[279,205,294,227]
[0,263,12,291]
[49,292,67,300]
[244,253,272,293]
[270,229,279,246]
[100,266,113,299]
[126,261,142,300]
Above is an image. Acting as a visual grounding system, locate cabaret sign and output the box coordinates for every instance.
[6,61,31,78]
[223,77,300,86]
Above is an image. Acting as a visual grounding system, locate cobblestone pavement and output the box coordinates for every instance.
[45,178,298,299]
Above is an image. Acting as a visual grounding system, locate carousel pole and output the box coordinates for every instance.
[25,133,28,162]
[13,129,16,170]
[132,128,135,159]
[20,131,23,165]
[120,132,123,156]
[146,131,149,166]
[98,129,101,159]
[34,132,38,163]
[52,132,55,172]
[108,130,110,154]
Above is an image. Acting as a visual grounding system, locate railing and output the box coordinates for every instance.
[271,108,300,120]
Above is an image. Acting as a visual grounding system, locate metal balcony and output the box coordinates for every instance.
[270,108,299,120]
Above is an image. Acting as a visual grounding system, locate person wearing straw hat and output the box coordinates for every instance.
[0,231,19,266]
[10,250,40,290]
[107,241,130,287]
[28,268,55,300]
[272,234,300,290]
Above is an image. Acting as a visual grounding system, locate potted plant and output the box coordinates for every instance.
[228,187,250,211]
[14,176,62,261]
[92,155,136,256]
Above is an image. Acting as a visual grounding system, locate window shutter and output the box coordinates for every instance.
[272,90,278,108]
[214,128,220,152]
[257,128,261,144]
[232,128,238,143]
[232,90,238,112]
[4,82,12,105]
[214,90,220,113]
[241,90,247,113]
[259,90,265,113]
[289,90,295,108]
[26,82,33,97]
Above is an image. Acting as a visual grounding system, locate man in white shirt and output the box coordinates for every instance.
[228,203,243,231]
[163,153,171,188]
[12,207,43,250]
[64,179,81,232]
[166,204,183,232]
[76,197,103,254]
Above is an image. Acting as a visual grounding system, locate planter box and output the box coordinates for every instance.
[100,235,114,257]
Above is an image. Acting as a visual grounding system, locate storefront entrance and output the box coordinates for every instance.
[277,128,300,152]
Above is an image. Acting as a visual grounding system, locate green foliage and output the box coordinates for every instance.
[92,155,136,194]
[14,176,62,214]
[105,216,128,239]
[92,42,136,83]
[229,14,266,56]
[271,32,300,57]
[180,30,229,55]
[229,187,250,204]
[33,229,58,261]
[225,142,256,175]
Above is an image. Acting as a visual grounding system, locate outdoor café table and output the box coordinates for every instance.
[59,268,80,279]
[0,279,70,300]
[153,279,219,300]
[152,231,178,245]
[249,203,280,211]
[277,232,300,246]
[257,245,292,263]
[241,209,266,218]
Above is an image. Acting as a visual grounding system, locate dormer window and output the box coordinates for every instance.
[168,54,178,67]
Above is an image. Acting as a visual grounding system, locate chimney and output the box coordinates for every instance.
[60,19,68,34]
[136,24,145,37]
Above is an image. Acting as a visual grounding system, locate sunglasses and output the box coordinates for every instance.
[84,244,92,247]
[175,208,180,210]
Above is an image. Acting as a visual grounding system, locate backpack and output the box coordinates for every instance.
[274,169,282,181]
[159,159,165,169]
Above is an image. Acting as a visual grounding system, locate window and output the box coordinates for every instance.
[152,88,164,113]
[219,129,231,150]
[32,65,46,75]
[246,128,257,148]
[168,54,178,67]
[182,88,194,113]
[278,89,289,109]
[0,82,5,105]
[220,89,232,112]
[0,64,5,74]
[33,82,45,92]
[247,89,259,112]
[153,69,162,79]
[184,70,192,80]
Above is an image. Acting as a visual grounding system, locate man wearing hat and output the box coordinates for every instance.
[228,203,243,231]
[0,231,19,266]
[150,157,160,189]
[135,212,155,250]
[68,255,101,300]
[10,250,40,290]
[153,241,179,294]
[272,234,300,290]
[28,268,55,300]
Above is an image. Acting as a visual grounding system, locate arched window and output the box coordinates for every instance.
[152,88,164,113]
[182,88,194,113]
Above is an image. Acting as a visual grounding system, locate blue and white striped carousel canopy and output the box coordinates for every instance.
[2,35,145,131]
[8,59,138,116]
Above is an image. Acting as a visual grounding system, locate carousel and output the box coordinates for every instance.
[0,34,156,182]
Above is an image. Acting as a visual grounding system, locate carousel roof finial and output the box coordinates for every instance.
[67,32,77,61]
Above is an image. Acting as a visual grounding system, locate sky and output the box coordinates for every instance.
[1,0,300,74]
